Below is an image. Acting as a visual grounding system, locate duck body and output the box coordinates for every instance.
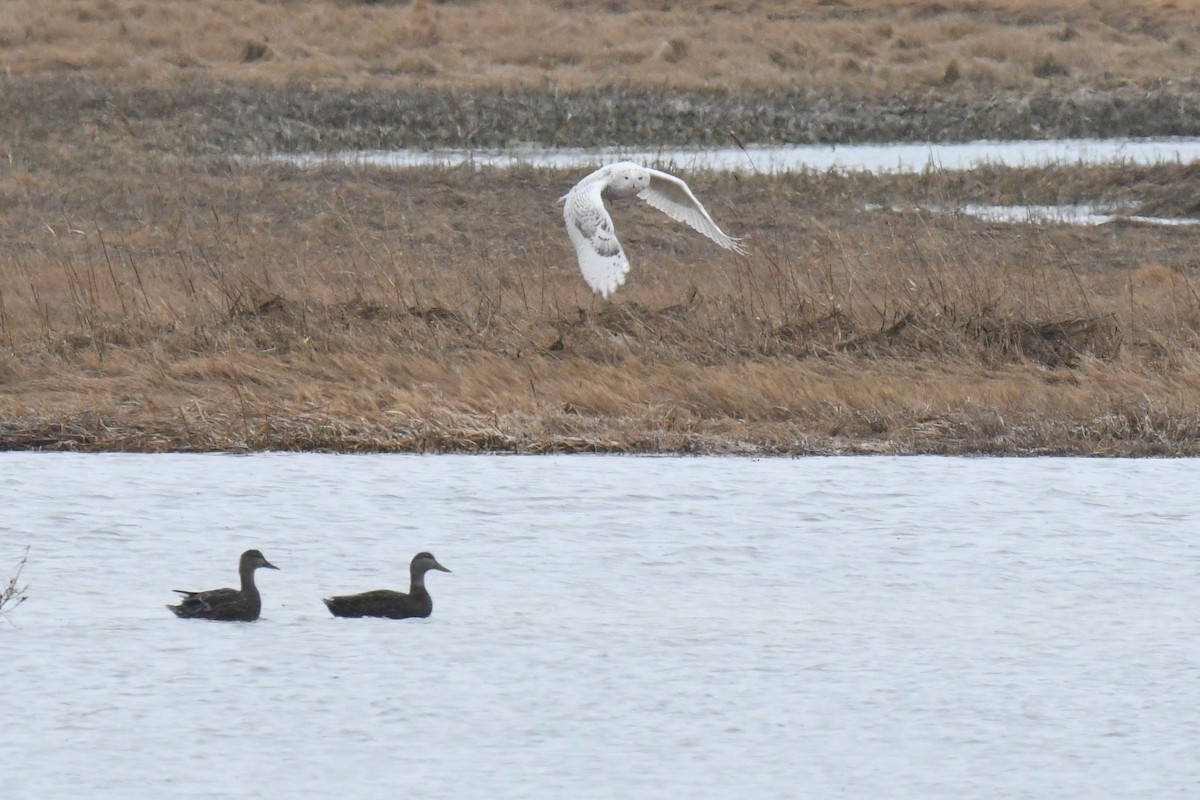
[323,587,434,619]
[168,549,279,622]
[324,551,450,620]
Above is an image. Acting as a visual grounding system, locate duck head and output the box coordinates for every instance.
[412,551,451,574]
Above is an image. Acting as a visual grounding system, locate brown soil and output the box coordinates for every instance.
[2,0,1199,455]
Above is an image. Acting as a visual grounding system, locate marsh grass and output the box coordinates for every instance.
[2,0,1200,454]
[2,154,1199,454]
[2,0,1198,94]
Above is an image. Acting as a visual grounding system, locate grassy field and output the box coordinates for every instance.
[5,0,1198,93]
[1,1,1199,454]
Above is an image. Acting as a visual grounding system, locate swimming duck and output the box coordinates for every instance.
[323,551,450,619]
[167,549,279,622]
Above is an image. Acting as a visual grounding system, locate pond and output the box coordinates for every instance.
[2,453,1198,799]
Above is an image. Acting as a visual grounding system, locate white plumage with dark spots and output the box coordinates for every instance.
[560,162,746,298]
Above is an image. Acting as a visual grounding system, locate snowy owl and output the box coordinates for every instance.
[560,162,746,298]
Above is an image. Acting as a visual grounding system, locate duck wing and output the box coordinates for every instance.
[167,587,241,618]
[323,589,429,620]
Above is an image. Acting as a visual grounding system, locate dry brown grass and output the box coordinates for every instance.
[2,153,1200,455]
[1,0,1198,93]
[2,1,1200,454]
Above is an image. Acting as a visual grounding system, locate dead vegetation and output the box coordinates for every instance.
[2,0,1198,95]
[1,152,1199,455]
[1,548,29,619]
[0,1,1199,454]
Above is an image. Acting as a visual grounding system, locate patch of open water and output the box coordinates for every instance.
[953,203,1200,227]
[1,453,1198,799]
[265,137,1200,227]
[268,137,1200,174]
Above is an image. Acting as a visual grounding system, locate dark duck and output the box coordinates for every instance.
[167,549,279,622]
[323,551,450,619]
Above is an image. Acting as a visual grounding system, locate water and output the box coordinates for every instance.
[1,453,1198,799]
[954,203,1200,227]
[269,138,1200,227]
[267,137,1200,174]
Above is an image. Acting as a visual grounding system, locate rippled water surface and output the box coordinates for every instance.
[2,454,1198,799]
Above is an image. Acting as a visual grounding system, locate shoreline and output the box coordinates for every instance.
[2,152,1197,458]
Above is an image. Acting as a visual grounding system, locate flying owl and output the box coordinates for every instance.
[561,162,746,297]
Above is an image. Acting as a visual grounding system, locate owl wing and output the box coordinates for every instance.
[639,168,746,254]
[562,181,630,298]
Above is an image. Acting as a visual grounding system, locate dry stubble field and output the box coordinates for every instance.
[1,0,1200,454]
